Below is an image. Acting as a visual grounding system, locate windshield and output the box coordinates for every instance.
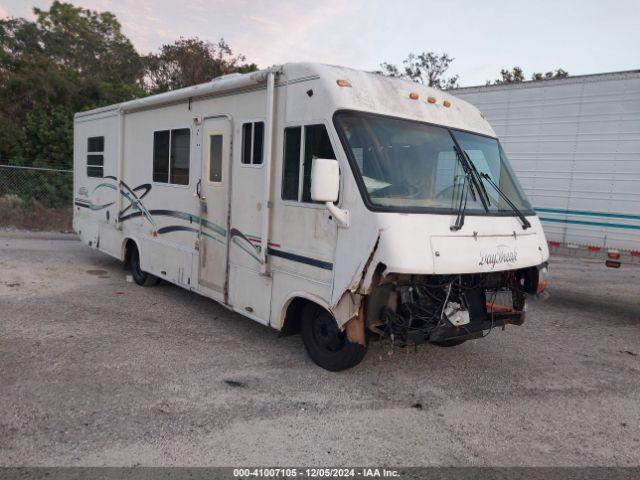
[334,111,533,214]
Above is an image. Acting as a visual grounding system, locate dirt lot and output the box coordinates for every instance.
[0,231,639,466]
[0,200,72,233]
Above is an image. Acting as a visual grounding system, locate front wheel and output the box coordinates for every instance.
[130,244,160,286]
[301,305,367,371]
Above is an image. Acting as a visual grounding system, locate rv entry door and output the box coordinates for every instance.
[198,117,231,296]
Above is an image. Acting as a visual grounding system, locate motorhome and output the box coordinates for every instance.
[453,70,640,268]
[73,63,549,371]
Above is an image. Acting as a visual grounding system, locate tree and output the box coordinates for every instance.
[531,69,569,81]
[490,66,525,85]
[31,2,143,85]
[488,67,569,85]
[144,37,258,93]
[0,1,145,167]
[0,2,259,209]
[379,52,459,89]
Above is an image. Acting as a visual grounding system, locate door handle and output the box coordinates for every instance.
[195,179,202,198]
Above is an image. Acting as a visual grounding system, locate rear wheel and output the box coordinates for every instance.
[301,304,367,371]
[130,244,160,287]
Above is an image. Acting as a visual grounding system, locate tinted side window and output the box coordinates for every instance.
[153,128,190,185]
[88,136,104,152]
[282,127,301,201]
[242,123,252,165]
[281,125,335,203]
[153,130,170,183]
[209,134,223,182]
[302,125,335,202]
[253,122,264,165]
[87,136,104,178]
[170,128,190,185]
[241,122,264,165]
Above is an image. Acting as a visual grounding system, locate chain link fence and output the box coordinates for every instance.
[0,164,74,232]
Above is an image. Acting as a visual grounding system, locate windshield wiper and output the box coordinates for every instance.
[450,146,479,231]
[463,152,492,209]
[478,172,531,230]
[450,172,470,231]
[448,129,490,213]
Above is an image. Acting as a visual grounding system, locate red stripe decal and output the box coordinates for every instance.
[247,237,281,248]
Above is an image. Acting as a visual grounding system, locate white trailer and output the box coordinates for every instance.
[74,63,549,370]
[453,70,640,268]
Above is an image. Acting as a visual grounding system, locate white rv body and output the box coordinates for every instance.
[74,63,549,370]
[454,70,640,266]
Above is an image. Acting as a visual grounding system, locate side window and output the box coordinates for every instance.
[170,128,190,185]
[241,121,264,165]
[153,128,191,185]
[281,124,336,203]
[87,136,104,178]
[153,131,170,183]
[209,134,223,183]
[302,125,335,202]
[282,127,302,200]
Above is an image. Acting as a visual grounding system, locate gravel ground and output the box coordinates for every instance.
[0,232,638,466]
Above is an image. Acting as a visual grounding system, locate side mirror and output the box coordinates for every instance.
[311,158,349,227]
[311,158,339,203]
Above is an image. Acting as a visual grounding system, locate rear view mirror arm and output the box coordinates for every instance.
[325,201,350,228]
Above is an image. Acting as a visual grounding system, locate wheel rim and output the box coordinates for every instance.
[311,312,345,353]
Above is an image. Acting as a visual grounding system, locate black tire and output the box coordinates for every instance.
[130,244,159,287]
[301,304,367,371]
[431,338,467,347]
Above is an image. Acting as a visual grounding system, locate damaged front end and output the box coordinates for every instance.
[365,268,541,346]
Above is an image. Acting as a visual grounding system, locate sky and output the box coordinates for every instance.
[1,0,639,86]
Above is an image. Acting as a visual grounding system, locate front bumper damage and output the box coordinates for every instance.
[428,303,525,344]
[362,268,540,347]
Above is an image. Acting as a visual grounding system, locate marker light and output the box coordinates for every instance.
[443,100,451,108]
[536,265,549,294]
[427,96,436,104]
[409,92,419,100]
[336,79,352,87]
[607,251,620,260]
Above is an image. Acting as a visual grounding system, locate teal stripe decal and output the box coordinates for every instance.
[161,212,226,237]
[536,207,640,221]
[201,218,227,237]
[74,199,113,210]
[202,231,225,245]
[88,202,114,210]
[155,212,227,237]
[95,183,138,206]
[539,216,640,231]
[93,183,117,192]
